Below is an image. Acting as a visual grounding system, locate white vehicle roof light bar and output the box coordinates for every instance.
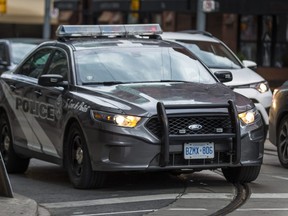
[56,24,162,38]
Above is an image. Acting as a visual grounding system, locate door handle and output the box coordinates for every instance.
[34,90,42,97]
[9,85,16,91]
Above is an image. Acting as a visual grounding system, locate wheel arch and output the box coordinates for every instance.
[63,117,82,169]
[0,107,14,141]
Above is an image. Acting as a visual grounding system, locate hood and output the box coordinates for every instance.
[79,82,252,116]
[210,68,265,86]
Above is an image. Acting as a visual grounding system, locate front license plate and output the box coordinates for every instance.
[184,142,214,159]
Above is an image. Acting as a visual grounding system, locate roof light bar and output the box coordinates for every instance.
[56,25,102,37]
[124,24,162,35]
[56,24,163,38]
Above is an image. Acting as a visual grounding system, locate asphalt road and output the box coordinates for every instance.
[8,139,288,216]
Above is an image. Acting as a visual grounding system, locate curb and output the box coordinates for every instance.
[0,193,50,216]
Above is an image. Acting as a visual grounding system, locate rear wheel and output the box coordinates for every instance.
[222,166,261,183]
[65,122,106,189]
[0,113,30,173]
[277,116,288,168]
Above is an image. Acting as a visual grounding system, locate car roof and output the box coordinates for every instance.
[161,32,219,43]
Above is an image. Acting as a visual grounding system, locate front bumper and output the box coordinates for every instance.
[86,101,265,172]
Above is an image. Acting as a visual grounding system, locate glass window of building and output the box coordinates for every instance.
[239,15,258,62]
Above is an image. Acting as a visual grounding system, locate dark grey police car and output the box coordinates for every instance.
[0,24,265,189]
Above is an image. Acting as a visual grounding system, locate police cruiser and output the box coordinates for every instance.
[0,24,265,189]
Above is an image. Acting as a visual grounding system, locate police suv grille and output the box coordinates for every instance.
[145,115,233,138]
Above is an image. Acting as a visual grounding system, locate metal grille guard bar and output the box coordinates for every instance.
[156,100,241,167]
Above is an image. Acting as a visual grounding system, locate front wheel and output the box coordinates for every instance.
[0,113,30,173]
[65,122,106,189]
[277,115,288,168]
[222,166,261,183]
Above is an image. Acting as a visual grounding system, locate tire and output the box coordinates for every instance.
[65,122,106,189]
[222,166,261,183]
[0,113,30,173]
[277,116,288,168]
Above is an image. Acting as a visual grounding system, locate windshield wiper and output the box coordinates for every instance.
[82,80,188,86]
[82,81,124,86]
[159,80,188,83]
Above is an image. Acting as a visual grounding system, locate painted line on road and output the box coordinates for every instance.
[72,208,207,216]
[250,193,288,198]
[40,193,232,209]
[72,207,288,216]
[168,208,207,211]
[41,194,179,209]
[237,208,288,211]
[41,193,288,209]
[72,209,156,216]
[271,175,288,181]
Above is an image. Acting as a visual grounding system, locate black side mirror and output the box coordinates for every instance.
[214,71,233,83]
[0,41,11,66]
[38,74,68,88]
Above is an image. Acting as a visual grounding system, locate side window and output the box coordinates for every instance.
[19,49,51,78]
[46,50,68,81]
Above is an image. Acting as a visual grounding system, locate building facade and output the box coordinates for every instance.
[1,0,288,88]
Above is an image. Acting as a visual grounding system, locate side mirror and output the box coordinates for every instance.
[38,74,68,88]
[214,71,233,83]
[0,41,11,66]
[242,60,257,71]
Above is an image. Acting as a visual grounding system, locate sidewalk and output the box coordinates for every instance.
[0,193,50,216]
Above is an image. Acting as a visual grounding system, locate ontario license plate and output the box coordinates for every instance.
[184,142,214,159]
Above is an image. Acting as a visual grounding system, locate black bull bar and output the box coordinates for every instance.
[156,100,241,167]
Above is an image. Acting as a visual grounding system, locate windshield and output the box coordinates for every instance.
[176,40,242,69]
[74,47,216,85]
[11,43,38,64]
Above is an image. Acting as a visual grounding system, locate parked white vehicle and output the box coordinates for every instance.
[162,31,272,135]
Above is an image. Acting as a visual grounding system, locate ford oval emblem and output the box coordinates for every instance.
[188,124,202,131]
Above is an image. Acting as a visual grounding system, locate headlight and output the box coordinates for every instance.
[91,111,141,128]
[250,81,269,93]
[238,109,256,125]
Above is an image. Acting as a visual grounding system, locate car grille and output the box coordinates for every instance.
[145,115,233,139]
[149,101,240,167]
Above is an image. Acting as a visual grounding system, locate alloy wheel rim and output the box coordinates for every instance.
[72,134,83,177]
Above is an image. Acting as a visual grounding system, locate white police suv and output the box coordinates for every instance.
[162,31,272,137]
